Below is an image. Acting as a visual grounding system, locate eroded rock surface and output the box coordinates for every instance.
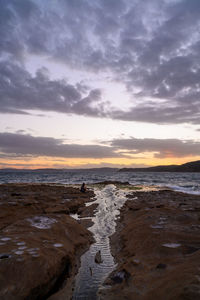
[101,190,200,300]
[0,184,95,300]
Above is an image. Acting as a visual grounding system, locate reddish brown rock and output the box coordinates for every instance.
[101,190,200,300]
[78,203,98,218]
[0,184,94,299]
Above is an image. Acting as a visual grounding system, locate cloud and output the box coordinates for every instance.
[109,102,200,125]
[0,162,38,169]
[0,61,106,116]
[110,137,200,158]
[0,132,120,158]
[0,0,200,124]
[0,133,199,160]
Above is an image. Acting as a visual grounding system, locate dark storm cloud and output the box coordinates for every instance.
[0,61,105,116]
[109,102,200,125]
[0,133,199,159]
[1,0,200,124]
[110,137,200,158]
[0,132,120,158]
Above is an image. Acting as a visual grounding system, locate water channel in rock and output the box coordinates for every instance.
[72,184,129,299]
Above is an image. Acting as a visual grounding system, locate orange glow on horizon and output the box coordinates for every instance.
[1,155,200,169]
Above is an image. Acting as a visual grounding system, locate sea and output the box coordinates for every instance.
[0,169,200,195]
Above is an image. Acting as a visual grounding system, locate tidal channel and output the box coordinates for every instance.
[72,184,129,299]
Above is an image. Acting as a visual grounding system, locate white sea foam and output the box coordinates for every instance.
[167,185,200,195]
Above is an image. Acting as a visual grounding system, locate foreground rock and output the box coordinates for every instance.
[95,250,103,264]
[0,184,95,300]
[101,189,200,300]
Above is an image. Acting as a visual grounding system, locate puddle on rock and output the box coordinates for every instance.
[72,184,131,300]
[162,243,181,248]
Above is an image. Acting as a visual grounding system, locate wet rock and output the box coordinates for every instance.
[0,214,93,300]
[0,184,94,300]
[103,189,200,300]
[78,203,98,218]
[95,181,130,186]
[183,245,200,254]
[0,253,11,260]
[111,269,131,284]
[11,193,21,197]
[181,284,200,299]
[156,263,167,269]
[79,218,94,228]
[95,250,103,264]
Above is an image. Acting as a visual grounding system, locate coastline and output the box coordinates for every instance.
[0,183,96,300]
[100,189,200,299]
[1,183,200,299]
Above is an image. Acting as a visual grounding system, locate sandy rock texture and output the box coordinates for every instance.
[101,189,200,300]
[0,184,95,300]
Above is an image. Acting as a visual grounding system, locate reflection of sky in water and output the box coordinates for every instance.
[72,185,130,299]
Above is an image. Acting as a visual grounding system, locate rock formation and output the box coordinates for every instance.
[101,190,200,300]
[0,184,95,299]
[95,250,103,264]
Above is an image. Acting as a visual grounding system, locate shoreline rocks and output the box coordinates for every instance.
[100,189,200,300]
[2,183,200,299]
[95,250,103,264]
[0,184,95,300]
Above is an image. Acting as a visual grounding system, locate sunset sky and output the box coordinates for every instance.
[0,0,200,169]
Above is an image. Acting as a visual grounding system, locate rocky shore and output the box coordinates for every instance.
[0,184,95,300]
[1,183,200,300]
[101,189,200,300]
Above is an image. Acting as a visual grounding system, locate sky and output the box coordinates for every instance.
[0,0,200,169]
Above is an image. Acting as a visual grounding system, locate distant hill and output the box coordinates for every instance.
[119,160,200,173]
[1,162,200,172]
[0,167,119,172]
